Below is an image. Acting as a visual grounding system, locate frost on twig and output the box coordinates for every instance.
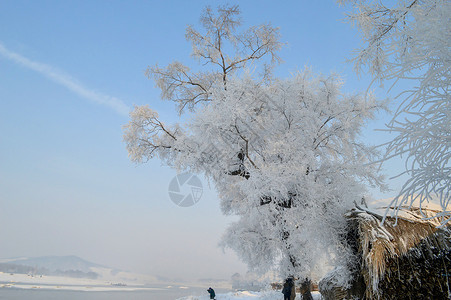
[343,0,451,221]
[146,5,283,115]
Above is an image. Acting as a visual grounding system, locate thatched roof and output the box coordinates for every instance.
[320,203,451,299]
[347,205,451,299]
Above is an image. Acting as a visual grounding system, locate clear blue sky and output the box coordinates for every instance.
[0,0,405,281]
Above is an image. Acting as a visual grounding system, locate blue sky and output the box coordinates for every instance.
[0,0,406,281]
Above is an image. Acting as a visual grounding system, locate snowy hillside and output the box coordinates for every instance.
[0,255,160,289]
[2,255,102,273]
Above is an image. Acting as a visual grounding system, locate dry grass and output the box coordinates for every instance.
[355,209,449,298]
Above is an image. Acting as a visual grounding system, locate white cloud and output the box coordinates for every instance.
[0,42,130,116]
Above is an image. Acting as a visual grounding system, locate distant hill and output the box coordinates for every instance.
[0,255,102,279]
[6,255,102,272]
[0,255,163,285]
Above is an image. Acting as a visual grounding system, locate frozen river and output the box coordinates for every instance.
[0,285,232,300]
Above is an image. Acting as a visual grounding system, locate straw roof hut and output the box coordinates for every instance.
[319,202,451,299]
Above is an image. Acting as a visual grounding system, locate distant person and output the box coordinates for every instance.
[207,287,216,299]
[282,278,292,300]
[282,277,296,300]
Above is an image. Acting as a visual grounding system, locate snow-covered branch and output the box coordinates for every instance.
[343,0,451,219]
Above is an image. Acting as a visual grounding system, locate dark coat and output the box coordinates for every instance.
[282,282,292,297]
[207,287,215,299]
[282,279,296,300]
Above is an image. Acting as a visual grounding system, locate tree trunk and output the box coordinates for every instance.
[300,278,313,300]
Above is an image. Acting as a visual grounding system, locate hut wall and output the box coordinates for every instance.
[377,231,451,299]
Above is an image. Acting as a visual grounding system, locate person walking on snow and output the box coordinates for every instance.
[207,287,216,299]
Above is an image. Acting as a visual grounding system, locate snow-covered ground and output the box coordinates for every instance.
[177,290,322,300]
[0,272,323,299]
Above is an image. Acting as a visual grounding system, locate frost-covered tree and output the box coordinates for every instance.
[146,5,282,115]
[124,5,385,283]
[341,0,451,223]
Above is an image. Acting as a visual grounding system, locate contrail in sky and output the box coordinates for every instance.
[0,42,130,116]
